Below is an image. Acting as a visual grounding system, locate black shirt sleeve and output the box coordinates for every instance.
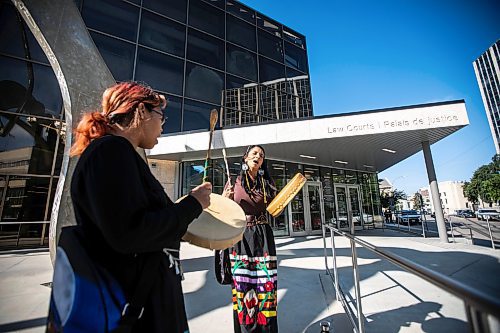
[72,137,202,254]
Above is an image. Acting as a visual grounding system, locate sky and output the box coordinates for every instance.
[241,0,500,195]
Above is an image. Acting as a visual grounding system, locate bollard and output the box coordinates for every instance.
[320,320,331,332]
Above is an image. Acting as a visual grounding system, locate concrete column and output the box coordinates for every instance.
[422,141,448,243]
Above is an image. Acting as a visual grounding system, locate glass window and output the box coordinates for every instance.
[226,74,252,90]
[227,15,256,51]
[90,32,134,82]
[259,56,285,83]
[0,113,61,175]
[320,167,335,224]
[139,11,186,58]
[226,1,255,24]
[226,44,257,82]
[345,170,358,184]
[182,99,220,132]
[182,160,204,195]
[143,0,187,23]
[0,4,47,63]
[202,0,225,9]
[285,42,308,72]
[82,0,139,41]
[189,0,224,38]
[162,95,182,135]
[332,168,346,183]
[1,175,51,222]
[0,56,63,117]
[185,62,224,105]
[135,47,184,95]
[258,29,283,63]
[303,165,320,181]
[283,26,306,49]
[256,14,281,37]
[187,28,224,70]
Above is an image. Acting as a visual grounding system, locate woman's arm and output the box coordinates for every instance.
[77,138,202,253]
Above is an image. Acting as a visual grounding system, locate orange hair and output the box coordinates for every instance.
[70,82,166,156]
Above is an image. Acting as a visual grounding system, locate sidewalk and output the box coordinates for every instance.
[0,230,499,332]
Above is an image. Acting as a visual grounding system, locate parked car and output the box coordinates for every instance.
[455,209,475,218]
[396,210,421,225]
[476,208,500,221]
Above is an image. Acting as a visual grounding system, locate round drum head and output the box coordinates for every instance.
[178,193,246,250]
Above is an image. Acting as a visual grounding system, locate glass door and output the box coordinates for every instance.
[348,186,363,232]
[334,184,363,233]
[334,186,349,231]
[304,182,324,235]
[288,189,306,236]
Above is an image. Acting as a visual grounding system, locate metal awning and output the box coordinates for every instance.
[148,100,468,173]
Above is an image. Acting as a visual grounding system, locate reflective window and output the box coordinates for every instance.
[135,47,184,95]
[320,168,335,224]
[202,0,225,9]
[303,165,320,181]
[0,56,63,116]
[227,15,256,51]
[140,11,186,58]
[162,95,182,134]
[189,0,224,38]
[183,99,220,131]
[332,169,346,183]
[187,28,224,70]
[0,113,61,175]
[226,74,252,89]
[256,14,281,37]
[259,84,287,121]
[226,44,257,81]
[90,32,135,82]
[82,0,139,41]
[226,0,255,24]
[143,0,187,23]
[283,26,306,49]
[185,62,224,105]
[345,170,358,184]
[285,42,308,72]
[259,56,285,83]
[0,4,48,63]
[258,29,283,63]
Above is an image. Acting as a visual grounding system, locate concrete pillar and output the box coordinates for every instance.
[11,0,118,262]
[422,141,448,243]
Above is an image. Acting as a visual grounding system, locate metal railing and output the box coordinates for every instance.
[322,222,500,333]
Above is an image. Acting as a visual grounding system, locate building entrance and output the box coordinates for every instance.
[333,184,363,233]
[289,182,325,236]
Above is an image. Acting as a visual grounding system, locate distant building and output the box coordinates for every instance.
[473,40,500,154]
[422,181,474,215]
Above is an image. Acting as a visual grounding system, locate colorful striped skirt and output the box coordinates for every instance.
[230,224,278,333]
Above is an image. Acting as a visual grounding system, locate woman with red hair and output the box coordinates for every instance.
[69,81,211,332]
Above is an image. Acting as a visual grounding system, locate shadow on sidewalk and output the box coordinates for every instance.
[181,235,499,332]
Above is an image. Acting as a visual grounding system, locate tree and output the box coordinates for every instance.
[380,189,406,209]
[463,154,500,206]
[412,192,423,210]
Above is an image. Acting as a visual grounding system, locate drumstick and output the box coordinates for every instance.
[203,109,218,182]
[222,148,231,186]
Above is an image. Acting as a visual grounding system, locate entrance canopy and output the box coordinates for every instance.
[149,100,468,172]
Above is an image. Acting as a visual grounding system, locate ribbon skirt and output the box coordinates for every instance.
[230,224,278,333]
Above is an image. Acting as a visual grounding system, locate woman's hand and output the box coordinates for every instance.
[223,185,234,199]
[190,182,212,209]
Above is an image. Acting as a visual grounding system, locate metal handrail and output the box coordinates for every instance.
[322,222,500,333]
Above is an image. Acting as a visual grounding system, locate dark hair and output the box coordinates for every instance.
[240,145,276,201]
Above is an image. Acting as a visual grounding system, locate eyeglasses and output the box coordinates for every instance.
[150,109,167,125]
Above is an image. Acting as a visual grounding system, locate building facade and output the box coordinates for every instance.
[421,181,473,215]
[473,39,500,154]
[0,0,470,248]
[0,0,314,248]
